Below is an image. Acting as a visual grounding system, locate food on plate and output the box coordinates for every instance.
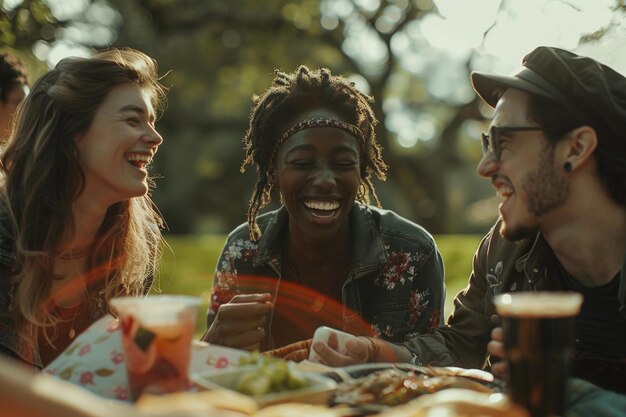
[374,389,529,417]
[331,368,493,407]
[234,355,309,396]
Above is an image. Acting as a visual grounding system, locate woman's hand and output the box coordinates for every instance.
[310,331,372,366]
[487,327,508,378]
[201,293,273,351]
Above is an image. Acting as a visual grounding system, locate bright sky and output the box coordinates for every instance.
[430,0,623,73]
[32,0,625,74]
[334,0,625,147]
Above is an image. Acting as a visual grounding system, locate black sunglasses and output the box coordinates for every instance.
[481,126,543,161]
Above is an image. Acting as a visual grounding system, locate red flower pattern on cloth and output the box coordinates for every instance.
[427,309,441,334]
[209,239,259,315]
[408,289,430,326]
[110,350,124,365]
[106,319,119,333]
[377,246,418,289]
[113,386,130,401]
[241,248,256,261]
[215,356,229,368]
[78,344,91,356]
[45,315,247,402]
[210,271,239,314]
[371,324,394,338]
[80,371,95,385]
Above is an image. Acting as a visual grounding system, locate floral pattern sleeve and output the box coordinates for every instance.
[407,245,445,336]
[206,238,259,326]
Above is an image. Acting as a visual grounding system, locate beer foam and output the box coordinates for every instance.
[494,292,583,317]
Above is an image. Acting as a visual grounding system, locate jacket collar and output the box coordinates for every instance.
[518,233,552,289]
[253,207,288,268]
[252,203,388,275]
[349,203,388,273]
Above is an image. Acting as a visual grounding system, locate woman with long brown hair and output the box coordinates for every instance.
[0,48,167,368]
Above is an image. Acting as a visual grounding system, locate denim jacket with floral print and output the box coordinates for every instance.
[206,203,445,351]
[405,218,626,373]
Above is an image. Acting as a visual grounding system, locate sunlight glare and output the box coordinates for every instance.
[353,0,381,13]
[47,0,89,20]
[47,41,90,67]
[348,73,371,95]
[1,0,23,11]
[422,0,499,51]
[321,0,355,18]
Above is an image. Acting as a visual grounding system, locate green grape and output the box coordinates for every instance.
[286,371,308,390]
[238,350,261,366]
[235,371,271,396]
[233,354,310,396]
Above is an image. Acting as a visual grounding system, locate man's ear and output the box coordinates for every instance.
[561,125,597,170]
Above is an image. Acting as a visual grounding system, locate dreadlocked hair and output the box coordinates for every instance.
[241,65,388,241]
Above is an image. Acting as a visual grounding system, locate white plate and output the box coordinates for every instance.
[192,365,337,407]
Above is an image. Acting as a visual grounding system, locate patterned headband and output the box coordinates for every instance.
[271,118,365,160]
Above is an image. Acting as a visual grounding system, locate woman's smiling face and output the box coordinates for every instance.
[75,82,163,207]
[269,109,362,242]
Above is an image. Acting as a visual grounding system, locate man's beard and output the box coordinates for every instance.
[500,147,569,241]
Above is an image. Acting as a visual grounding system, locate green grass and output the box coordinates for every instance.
[155,234,483,334]
[433,234,483,314]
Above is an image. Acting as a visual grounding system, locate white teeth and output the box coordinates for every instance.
[126,154,151,163]
[304,200,340,211]
[497,185,514,198]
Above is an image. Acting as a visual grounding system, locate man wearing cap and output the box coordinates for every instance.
[402,46,626,396]
[0,52,29,143]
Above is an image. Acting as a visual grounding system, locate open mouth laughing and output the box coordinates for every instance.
[496,184,513,199]
[303,199,341,220]
[125,153,152,171]
[493,178,515,216]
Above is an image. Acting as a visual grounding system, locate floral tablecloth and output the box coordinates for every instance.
[43,314,246,401]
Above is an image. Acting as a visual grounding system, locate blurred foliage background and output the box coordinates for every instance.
[4,0,625,237]
[2,1,626,311]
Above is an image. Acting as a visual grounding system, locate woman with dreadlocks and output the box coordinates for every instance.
[202,66,444,366]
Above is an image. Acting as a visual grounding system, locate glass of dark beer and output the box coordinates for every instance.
[494,292,583,417]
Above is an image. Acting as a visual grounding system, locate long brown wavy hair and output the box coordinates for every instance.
[0,48,167,354]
